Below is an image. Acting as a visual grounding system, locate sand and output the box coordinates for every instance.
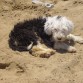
[0,0,83,83]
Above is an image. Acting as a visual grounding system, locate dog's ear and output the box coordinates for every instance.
[66,19,74,33]
[61,16,74,33]
[44,17,53,35]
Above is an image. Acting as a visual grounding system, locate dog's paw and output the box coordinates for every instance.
[39,50,55,58]
[67,46,76,53]
[67,34,83,44]
[32,50,55,58]
[76,37,83,44]
[72,36,83,44]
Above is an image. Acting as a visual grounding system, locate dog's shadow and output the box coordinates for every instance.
[54,40,75,53]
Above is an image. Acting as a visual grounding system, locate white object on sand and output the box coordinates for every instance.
[32,0,54,8]
[44,2,54,8]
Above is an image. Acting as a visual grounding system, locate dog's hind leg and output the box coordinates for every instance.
[30,41,55,58]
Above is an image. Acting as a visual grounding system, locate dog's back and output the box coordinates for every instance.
[9,17,52,51]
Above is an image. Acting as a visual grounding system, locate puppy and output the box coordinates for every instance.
[9,15,83,58]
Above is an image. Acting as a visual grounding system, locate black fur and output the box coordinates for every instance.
[9,17,54,51]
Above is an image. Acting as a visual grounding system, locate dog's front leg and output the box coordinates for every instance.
[54,42,76,53]
[67,34,83,44]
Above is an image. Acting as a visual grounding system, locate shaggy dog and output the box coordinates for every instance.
[9,15,83,57]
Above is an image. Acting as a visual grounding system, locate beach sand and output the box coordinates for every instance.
[0,0,83,83]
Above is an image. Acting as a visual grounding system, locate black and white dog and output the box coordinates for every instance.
[9,15,83,57]
[9,17,53,51]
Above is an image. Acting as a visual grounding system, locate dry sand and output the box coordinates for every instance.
[0,0,83,83]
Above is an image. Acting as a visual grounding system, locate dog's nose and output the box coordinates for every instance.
[57,37,62,40]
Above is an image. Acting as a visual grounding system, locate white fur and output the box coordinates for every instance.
[44,16,74,42]
[44,15,83,52]
[67,34,83,44]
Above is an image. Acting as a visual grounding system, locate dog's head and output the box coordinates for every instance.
[44,15,74,42]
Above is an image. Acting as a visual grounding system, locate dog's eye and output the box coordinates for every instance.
[63,29,66,31]
[62,29,66,33]
[54,29,58,32]
[62,29,67,34]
